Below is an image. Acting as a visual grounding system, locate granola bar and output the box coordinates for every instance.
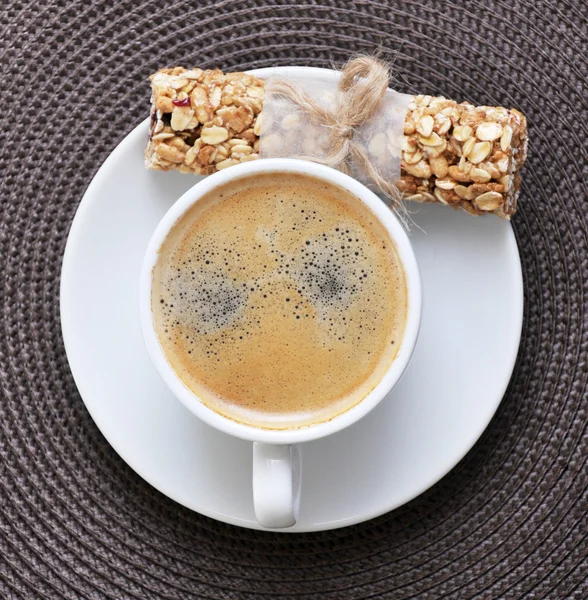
[397,95,527,218]
[146,68,527,218]
[146,68,264,174]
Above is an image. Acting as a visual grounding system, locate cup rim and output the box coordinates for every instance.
[140,158,421,444]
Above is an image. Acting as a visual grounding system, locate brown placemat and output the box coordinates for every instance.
[0,1,586,598]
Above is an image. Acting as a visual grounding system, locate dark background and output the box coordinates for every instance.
[0,1,586,598]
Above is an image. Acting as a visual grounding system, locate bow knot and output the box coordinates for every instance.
[335,125,354,140]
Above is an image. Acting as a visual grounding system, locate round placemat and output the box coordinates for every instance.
[1,1,586,598]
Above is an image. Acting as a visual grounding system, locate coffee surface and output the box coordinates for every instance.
[152,173,407,429]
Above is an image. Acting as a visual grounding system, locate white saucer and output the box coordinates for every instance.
[61,67,523,532]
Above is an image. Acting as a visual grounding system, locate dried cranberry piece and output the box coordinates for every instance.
[172,97,191,107]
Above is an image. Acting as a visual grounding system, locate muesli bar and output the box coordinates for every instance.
[146,68,264,175]
[145,67,527,218]
[397,95,527,218]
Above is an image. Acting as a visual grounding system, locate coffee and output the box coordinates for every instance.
[152,172,407,429]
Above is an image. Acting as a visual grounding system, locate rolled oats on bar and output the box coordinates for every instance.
[145,67,527,219]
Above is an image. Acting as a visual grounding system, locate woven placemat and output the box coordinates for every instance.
[1,1,586,598]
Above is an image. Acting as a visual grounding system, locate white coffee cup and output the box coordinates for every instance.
[140,158,421,529]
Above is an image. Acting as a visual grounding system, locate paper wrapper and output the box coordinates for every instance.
[258,76,411,191]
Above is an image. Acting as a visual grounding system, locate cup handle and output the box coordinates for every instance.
[252,442,301,528]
